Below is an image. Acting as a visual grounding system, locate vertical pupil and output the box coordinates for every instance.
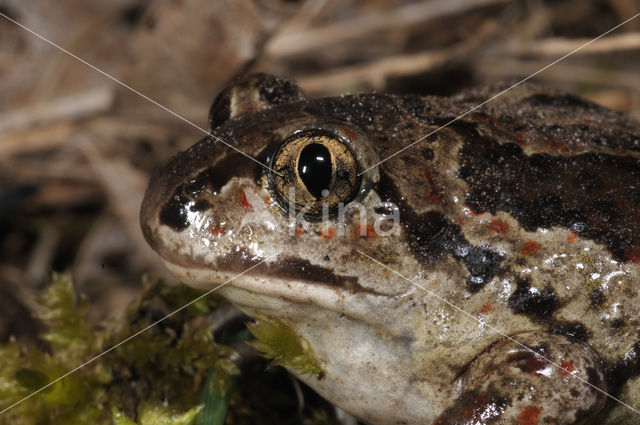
[298,143,332,199]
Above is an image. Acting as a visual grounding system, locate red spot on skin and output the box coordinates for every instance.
[471,112,491,123]
[465,206,486,217]
[518,406,541,425]
[423,169,433,182]
[210,226,225,236]
[464,394,490,419]
[239,190,250,210]
[507,352,547,376]
[426,189,444,206]
[567,232,576,243]
[521,240,540,256]
[295,226,304,237]
[343,128,356,140]
[624,245,640,263]
[352,223,377,239]
[478,302,493,314]
[559,360,575,376]
[488,219,510,234]
[513,132,528,147]
[527,355,547,376]
[543,139,569,152]
[320,228,336,240]
[456,217,467,226]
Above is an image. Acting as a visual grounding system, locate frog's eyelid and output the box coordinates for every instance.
[361,10,640,176]
[0,12,283,178]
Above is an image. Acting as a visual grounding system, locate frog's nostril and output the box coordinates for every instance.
[159,194,191,231]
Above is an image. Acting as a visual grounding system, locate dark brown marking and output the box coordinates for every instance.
[550,321,588,341]
[606,340,640,395]
[431,391,507,425]
[158,152,257,231]
[458,124,640,263]
[507,279,558,319]
[377,171,502,293]
[216,251,384,296]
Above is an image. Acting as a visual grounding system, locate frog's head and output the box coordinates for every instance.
[139,74,424,321]
[140,74,510,423]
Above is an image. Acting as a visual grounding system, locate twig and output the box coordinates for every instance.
[297,50,451,94]
[265,0,508,58]
[0,86,114,134]
[508,32,640,57]
[475,57,640,90]
[296,19,499,95]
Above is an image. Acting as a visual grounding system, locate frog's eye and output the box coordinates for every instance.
[270,132,359,216]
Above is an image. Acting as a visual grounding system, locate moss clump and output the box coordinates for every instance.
[0,273,237,425]
[247,316,325,380]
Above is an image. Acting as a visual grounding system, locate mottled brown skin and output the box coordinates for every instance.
[141,74,640,424]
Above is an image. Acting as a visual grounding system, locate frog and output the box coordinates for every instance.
[140,73,640,425]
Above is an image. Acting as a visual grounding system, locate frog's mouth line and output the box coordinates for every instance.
[160,258,395,323]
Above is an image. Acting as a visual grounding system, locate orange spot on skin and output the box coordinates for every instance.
[488,219,510,234]
[513,132,528,147]
[543,139,568,152]
[518,406,541,425]
[320,228,336,240]
[456,217,468,226]
[465,206,486,217]
[478,302,493,314]
[352,223,377,239]
[471,112,491,123]
[559,360,575,376]
[263,196,272,205]
[295,226,304,237]
[567,232,576,243]
[210,226,225,236]
[343,128,356,140]
[624,245,640,263]
[239,190,250,210]
[521,240,541,256]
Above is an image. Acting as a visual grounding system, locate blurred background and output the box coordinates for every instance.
[0,0,639,422]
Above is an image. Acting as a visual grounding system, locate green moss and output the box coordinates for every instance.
[247,316,325,380]
[112,402,202,425]
[0,273,237,425]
